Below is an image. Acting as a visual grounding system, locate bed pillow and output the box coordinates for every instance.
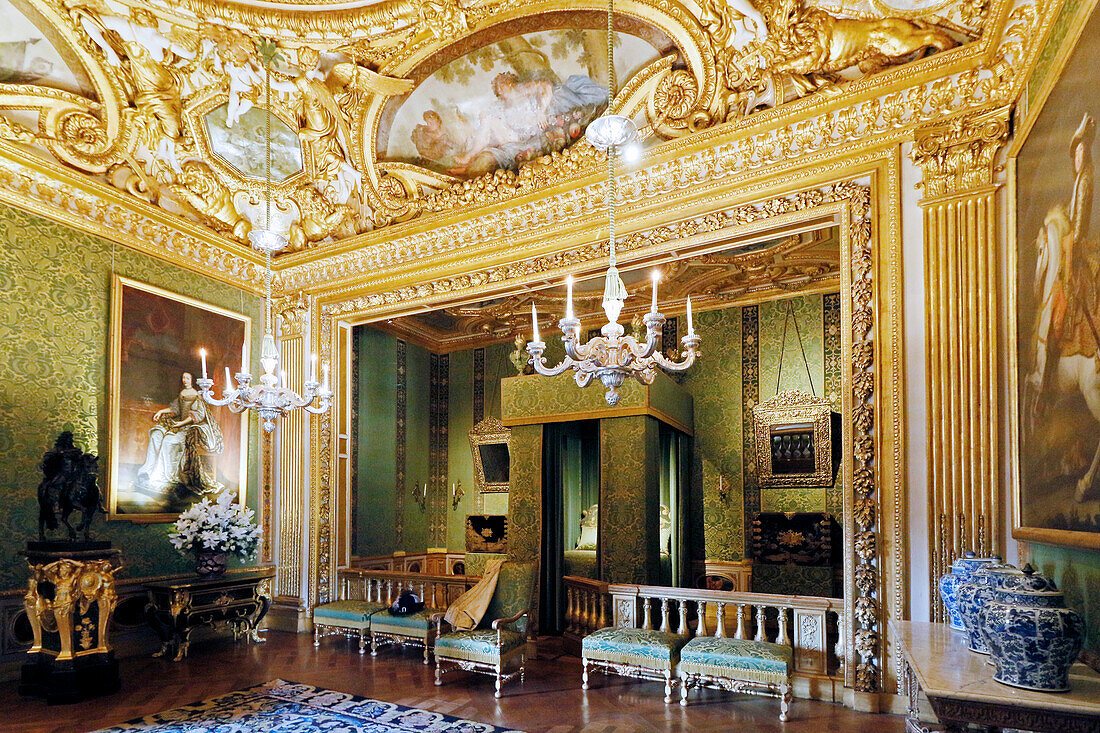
[575,504,599,550]
[659,504,672,555]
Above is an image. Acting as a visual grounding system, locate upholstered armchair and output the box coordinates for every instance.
[431,560,538,698]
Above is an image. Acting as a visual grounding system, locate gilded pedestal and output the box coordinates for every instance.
[18,542,122,704]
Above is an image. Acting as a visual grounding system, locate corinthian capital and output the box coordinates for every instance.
[911,106,1011,199]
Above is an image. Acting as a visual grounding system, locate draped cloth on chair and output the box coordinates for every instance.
[444,557,505,630]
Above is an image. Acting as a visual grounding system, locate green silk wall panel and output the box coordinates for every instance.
[0,203,263,590]
[682,307,745,561]
[1031,543,1100,653]
[404,343,432,551]
[354,327,398,557]
[447,349,474,551]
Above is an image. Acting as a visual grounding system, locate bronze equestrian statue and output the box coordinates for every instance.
[37,431,104,541]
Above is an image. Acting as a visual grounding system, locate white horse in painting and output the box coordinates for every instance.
[1024,206,1100,502]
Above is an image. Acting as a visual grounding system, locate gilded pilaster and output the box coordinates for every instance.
[274,293,309,610]
[911,107,1010,621]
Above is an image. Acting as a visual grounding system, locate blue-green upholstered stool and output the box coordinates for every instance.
[433,560,539,698]
[678,636,794,721]
[312,600,387,654]
[581,627,691,703]
[368,608,441,664]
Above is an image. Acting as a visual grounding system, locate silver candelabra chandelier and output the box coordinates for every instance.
[197,40,332,432]
[526,0,700,406]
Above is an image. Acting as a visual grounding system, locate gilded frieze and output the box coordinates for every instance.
[0,0,982,261]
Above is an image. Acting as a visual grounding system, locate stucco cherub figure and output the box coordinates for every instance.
[169,160,252,241]
[294,46,363,207]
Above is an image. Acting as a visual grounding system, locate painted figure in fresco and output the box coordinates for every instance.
[135,372,225,503]
[413,70,607,177]
[1026,112,1100,503]
[0,40,54,85]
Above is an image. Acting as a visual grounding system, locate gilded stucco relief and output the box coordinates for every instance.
[0,0,975,257]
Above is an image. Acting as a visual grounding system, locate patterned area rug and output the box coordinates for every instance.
[97,679,525,732]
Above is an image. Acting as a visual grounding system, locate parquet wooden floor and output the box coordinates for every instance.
[0,631,906,733]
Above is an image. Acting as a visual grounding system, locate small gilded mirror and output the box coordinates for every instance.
[752,390,837,488]
[470,417,511,493]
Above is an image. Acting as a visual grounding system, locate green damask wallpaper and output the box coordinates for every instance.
[507,424,542,562]
[0,203,263,590]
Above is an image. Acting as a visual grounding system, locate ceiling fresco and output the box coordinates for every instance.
[0,0,985,259]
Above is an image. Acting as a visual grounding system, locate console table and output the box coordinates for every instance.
[894,620,1100,733]
[145,568,274,661]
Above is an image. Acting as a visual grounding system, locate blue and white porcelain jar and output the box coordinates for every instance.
[939,552,1001,631]
[956,561,1023,654]
[980,566,1086,692]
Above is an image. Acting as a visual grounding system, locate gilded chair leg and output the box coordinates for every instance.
[313,627,320,647]
[680,675,689,707]
[434,660,442,686]
[581,659,589,690]
[370,633,379,656]
[423,643,430,665]
[495,665,503,698]
[358,630,366,655]
[663,670,672,704]
[779,682,791,722]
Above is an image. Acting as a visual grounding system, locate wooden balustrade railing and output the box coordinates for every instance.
[336,568,477,610]
[562,576,609,655]
[608,584,842,681]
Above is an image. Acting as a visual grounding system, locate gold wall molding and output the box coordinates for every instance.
[911,106,1010,622]
[310,170,910,700]
[276,295,311,601]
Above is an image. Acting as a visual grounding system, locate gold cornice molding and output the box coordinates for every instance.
[275,292,310,338]
[910,106,1011,199]
[0,147,265,291]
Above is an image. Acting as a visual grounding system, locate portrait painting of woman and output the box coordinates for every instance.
[109,277,250,520]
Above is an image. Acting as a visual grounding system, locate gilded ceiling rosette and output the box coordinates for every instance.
[0,0,983,256]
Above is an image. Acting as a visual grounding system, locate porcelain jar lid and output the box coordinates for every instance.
[952,552,1001,573]
[991,565,1064,604]
[970,562,1023,587]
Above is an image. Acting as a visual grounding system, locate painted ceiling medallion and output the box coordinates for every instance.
[0,0,974,258]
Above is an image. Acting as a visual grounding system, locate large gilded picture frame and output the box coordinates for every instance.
[469,417,511,494]
[752,389,836,488]
[1008,0,1100,550]
[107,276,250,522]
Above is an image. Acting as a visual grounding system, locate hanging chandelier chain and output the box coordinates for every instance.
[266,248,273,337]
[264,53,272,233]
[606,0,617,266]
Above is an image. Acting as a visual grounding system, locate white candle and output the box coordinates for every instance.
[241,347,249,375]
[224,366,232,388]
[322,361,330,391]
[199,348,208,379]
[651,271,659,313]
[311,353,318,382]
[565,275,574,320]
[531,303,540,342]
[452,482,457,498]
[423,482,428,498]
[687,296,694,335]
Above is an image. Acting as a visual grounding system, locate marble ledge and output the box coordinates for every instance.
[892,620,1100,716]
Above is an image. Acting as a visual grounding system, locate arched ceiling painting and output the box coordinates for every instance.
[0,0,986,258]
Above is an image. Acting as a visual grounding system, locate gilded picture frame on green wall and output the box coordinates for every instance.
[107,275,250,522]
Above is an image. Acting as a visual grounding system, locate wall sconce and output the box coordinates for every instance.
[412,481,427,511]
[718,474,729,502]
[451,480,464,510]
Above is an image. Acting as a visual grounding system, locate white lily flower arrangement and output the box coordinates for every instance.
[169,489,262,561]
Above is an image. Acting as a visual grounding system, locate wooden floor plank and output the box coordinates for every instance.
[0,631,906,732]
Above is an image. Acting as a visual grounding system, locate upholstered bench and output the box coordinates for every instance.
[368,608,441,664]
[678,636,793,721]
[312,600,387,654]
[581,627,690,703]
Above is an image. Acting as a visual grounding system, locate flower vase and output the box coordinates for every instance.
[195,550,228,577]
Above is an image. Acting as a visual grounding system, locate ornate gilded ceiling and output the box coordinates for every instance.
[377,224,839,350]
[0,0,988,268]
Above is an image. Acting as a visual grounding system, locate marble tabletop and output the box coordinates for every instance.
[893,620,1100,718]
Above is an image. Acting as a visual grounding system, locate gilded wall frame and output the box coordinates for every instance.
[469,417,512,494]
[753,389,836,488]
[1007,0,1100,551]
[107,276,250,522]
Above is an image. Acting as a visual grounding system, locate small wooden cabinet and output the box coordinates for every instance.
[144,568,274,661]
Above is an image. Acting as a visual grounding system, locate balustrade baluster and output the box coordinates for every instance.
[755,605,767,642]
[735,604,747,639]
[660,598,670,632]
[566,588,576,633]
[777,607,790,646]
[678,599,688,635]
[599,593,608,629]
[697,601,708,637]
[642,597,653,630]
[586,592,595,632]
[715,603,726,638]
